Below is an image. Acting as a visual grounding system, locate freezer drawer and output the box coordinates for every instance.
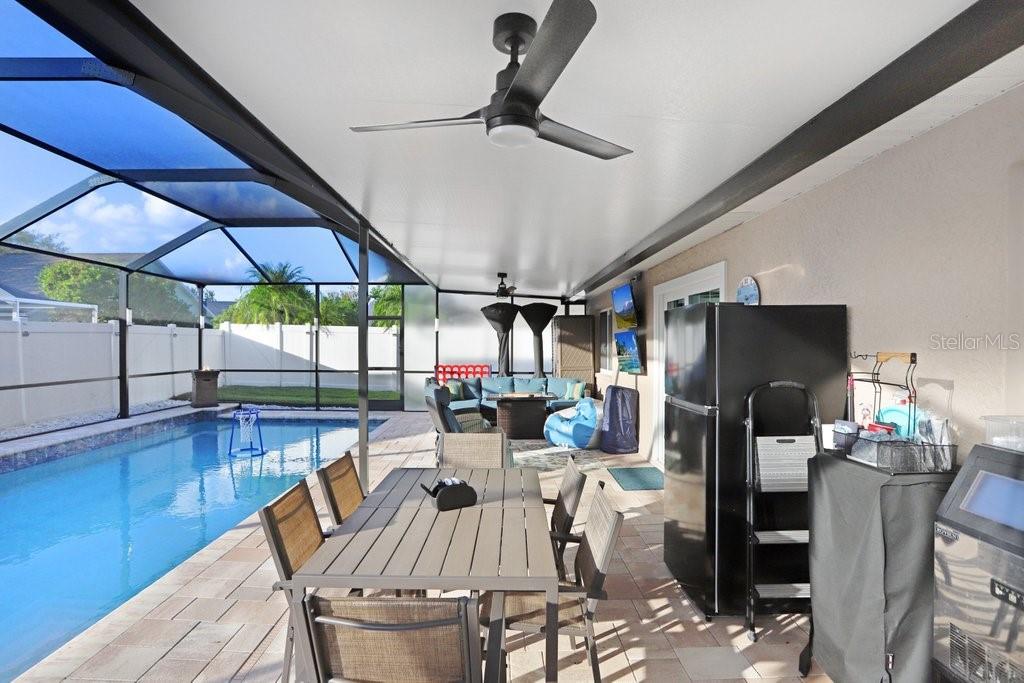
[664,398,718,615]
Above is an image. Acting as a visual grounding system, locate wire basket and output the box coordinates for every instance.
[848,434,955,473]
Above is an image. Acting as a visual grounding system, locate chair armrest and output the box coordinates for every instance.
[271,580,293,592]
[543,497,557,505]
[550,531,583,545]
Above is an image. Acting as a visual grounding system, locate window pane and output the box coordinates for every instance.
[0,1,92,58]
[369,284,402,316]
[404,371,432,411]
[319,371,400,406]
[0,131,93,226]
[0,382,117,439]
[8,184,204,266]
[140,181,316,221]
[129,273,199,326]
[143,229,254,283]
[0,81,246,169]
[404,285,435,372]
[337,233,423,284]
[217,374,317,408]
[0,247,115,322]
[225,227,355,282]
[599,311,610,370]
[438,292,497,369]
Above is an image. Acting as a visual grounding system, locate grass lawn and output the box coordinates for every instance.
[178,385,400,407]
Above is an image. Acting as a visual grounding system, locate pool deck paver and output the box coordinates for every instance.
[17,411,830,683]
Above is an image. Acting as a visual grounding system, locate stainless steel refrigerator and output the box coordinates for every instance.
[663,303,848,617]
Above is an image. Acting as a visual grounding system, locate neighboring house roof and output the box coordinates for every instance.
[0,250,56,300]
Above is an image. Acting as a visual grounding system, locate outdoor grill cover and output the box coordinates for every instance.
[599,385,639,454]
[808,454,953,682]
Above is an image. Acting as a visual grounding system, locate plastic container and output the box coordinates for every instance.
[981,415,1024,452]
[848,433,955,473]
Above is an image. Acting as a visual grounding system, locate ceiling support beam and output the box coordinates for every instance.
[126,221,221,271]
[568,0,1024,297]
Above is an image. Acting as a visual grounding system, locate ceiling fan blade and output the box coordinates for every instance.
[351,109,484,133]
[503,0,596,108]
[538,117,632,159]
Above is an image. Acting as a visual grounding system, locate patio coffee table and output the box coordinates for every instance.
[496,392,555,439]
[289,467,562,682]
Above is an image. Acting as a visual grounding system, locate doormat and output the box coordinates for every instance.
[607,466,664,491]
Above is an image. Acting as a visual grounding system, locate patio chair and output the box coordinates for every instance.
[432,385,511,468]
[315,451,364,528]
[545,456,588,579]
[480,481,623,683]
[259,479,327,683]
[303,595,483,683]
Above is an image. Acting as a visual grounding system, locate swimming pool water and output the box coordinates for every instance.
[0,418,380,680]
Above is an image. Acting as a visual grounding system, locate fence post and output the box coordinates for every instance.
[109,319,118,410]
[167,324,177,401]
[277,322,284,388]
[15,315,28,424]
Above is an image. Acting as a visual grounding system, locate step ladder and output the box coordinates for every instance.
[744,381,821,644]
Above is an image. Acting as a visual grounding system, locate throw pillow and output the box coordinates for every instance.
[445,379,463,400]
[572,382,585,400]
[564,380,582,400]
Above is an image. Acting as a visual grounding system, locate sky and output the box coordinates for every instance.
[0,0,391,291]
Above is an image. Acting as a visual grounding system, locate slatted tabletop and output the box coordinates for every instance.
[289,467,562,681]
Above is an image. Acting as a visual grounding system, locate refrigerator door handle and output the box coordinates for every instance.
[665,395,719,415]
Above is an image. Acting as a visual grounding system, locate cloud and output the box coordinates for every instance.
[72,192,140,224]
[143,195,188,226]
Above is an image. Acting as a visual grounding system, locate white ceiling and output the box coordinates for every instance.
[131,0,975,295]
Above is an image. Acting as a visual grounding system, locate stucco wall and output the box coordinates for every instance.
[591,83,1024,465]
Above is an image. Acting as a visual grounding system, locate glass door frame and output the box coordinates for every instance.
[650,261,728,468]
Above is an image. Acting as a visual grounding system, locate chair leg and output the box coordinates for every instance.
[585,617,602,683]
[281,624,293,683]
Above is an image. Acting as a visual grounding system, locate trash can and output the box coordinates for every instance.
[191,370,220,408]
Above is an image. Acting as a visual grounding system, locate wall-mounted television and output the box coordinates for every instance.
[614,328,643,374]
[611,283,638,330]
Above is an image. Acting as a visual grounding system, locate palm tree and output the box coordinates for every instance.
[215,262,314,324]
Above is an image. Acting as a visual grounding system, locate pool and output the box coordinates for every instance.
[0,417,382,680]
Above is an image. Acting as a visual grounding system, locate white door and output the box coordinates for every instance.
[649,262,727,468]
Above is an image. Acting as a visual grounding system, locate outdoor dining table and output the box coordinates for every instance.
[289,466,562,682]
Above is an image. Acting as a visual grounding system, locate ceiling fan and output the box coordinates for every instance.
[350,0,631,160]
[495,272,517,298]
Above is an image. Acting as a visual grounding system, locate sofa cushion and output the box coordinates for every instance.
[546,377,570,399]
[547,399,579,412]
[481,376,514,398]
[514,377,547,393]
[460,377,483,400]
[480,398,498,412]
[449,399,481,413]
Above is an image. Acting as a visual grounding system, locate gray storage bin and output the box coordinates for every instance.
[848,433,955,473]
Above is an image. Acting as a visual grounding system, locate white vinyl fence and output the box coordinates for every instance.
[0,320,400,429]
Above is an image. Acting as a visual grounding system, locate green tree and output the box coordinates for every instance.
[320,290,357,325]
[37,261,192,323]
[214,262,315,325]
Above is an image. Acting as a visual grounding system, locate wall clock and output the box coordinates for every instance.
[737,276,760,305]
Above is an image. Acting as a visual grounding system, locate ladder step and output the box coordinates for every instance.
[754,530,809,544]
[755,583,810,599]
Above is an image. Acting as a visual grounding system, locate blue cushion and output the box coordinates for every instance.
[544,398,599,449]
[449,399,481,413]
[547,399,579,411]
[460,377,482,400]
[546,377,570,399]
[480,399,497,411]
[514,377,547,393]
[480,376,514,397]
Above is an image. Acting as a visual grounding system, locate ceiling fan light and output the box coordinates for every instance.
[487,123,539,148]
